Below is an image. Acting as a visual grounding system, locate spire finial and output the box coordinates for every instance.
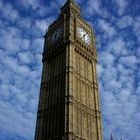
[66,0,76,4]
[61,0,80,14]
[66,0,79,7]
[67,0,74,2]
[110,133,114,140]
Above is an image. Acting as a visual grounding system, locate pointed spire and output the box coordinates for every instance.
[120,133,123,140]
[67,0,74,2]
[110,133,114,140]
[60,0,80,15]
[66,0,76,3]
[65,0,79,7]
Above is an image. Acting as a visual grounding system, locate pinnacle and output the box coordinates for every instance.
[110,133,114,140]
[67,0,75,2]
[66,0,79,7]
[61,0,80,14]
[66,0,75,4]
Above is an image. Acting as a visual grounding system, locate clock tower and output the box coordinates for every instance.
[34,0,103,140]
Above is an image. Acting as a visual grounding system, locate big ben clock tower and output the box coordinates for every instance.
[34,0,103,140]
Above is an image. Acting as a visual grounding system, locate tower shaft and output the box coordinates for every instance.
[34,0,103,140]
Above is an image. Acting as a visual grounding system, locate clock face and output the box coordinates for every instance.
[77,26,91,45]
[49,27,63,44]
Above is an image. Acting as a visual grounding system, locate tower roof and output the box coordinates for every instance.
[110,133,114,140]
[67,0,75,2]
[66,0,77,4]
[60,0,80,14]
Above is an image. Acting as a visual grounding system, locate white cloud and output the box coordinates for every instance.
[107,38,125,55]
[18,0,40,10]
[117,16,133,29]
[113,0,128,15]
[18,65,31,75]
[35,18,54,33]
[18,17,32,29]
[97,64,104,77]
[87,0,101,14]
[86,0,110,18]
[18,51,33,64]
[99,51,115,67]
[18,0,60,17]
[0,100,35,139]
[2,55,31,76]
[20,39,30,51]
[0,1,19,22]
[97,19,139,140]
[117,64,132,76]
[119,55,138,67]
[97,19,116,38]
[3,56,18,72]
[133,16,140,42]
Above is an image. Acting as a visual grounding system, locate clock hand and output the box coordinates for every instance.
[83,33,87,37]
[82,33,87,40]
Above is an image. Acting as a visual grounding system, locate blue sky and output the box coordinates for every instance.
[0,0,139,140]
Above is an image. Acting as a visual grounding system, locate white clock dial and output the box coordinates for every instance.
[77,26,91,45]
[55,27,63,40]
[77,26,86,39]
[85,34,91,45]
[49,27,63,44]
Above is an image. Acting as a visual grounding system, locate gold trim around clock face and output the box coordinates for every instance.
[76,17,92,46]
[76,18,91,33]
